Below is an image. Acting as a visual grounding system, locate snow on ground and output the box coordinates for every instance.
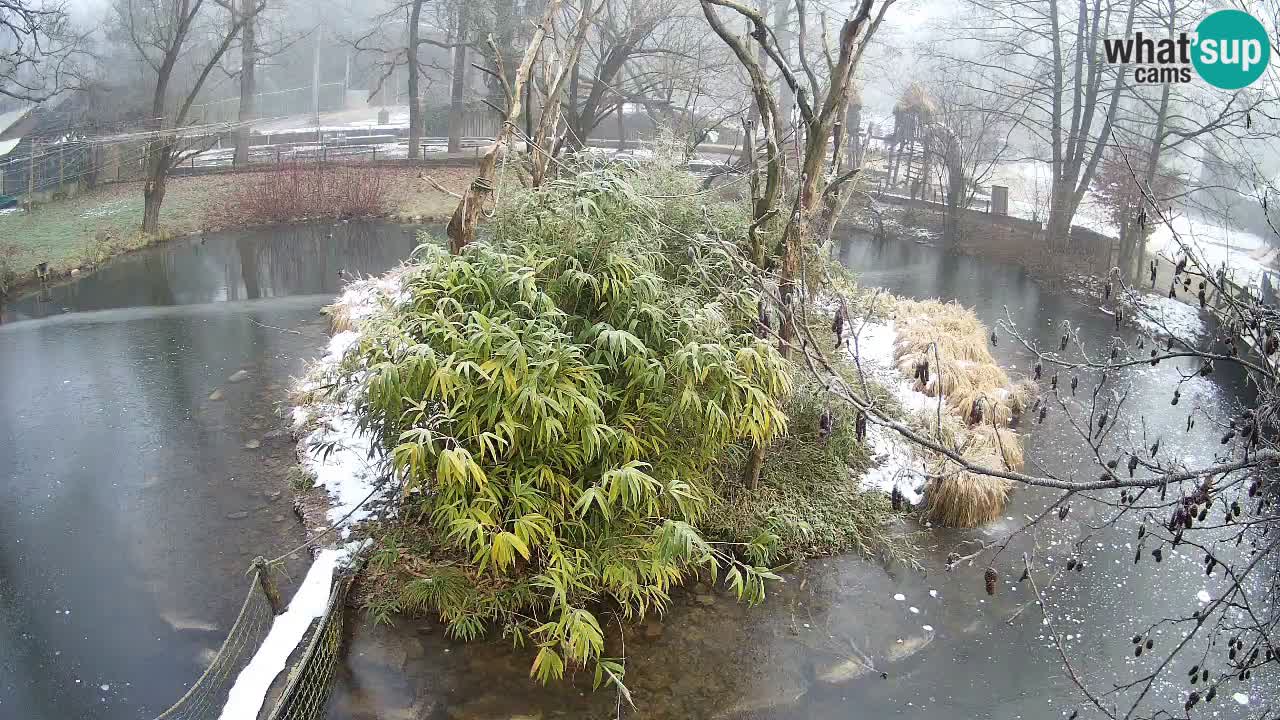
[79,198,131,220]
[875,210,940,244]
[847,321,929,504]
[989,159,1274,289]
[292,276,406,537]
[1124,290,1208,341]
[1147,214,1272,288]
[216,545,362,720]
[295,334,382,537]
[0,106,30,137]
[252,105,413,135]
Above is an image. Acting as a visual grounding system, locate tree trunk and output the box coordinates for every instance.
[142,140,171,234]
[773,0,792,128]
[616,102,625,150]
[233,0,258,167]
[744,443,766,489]
[1117,209,1137,279]
[846,102,862,165]
[447,0,563,253]
[447,6,469,153]
[531,1,598,187]
[407,0,424,160]
[1046,190,1074,252]
[1127,3,1173,279]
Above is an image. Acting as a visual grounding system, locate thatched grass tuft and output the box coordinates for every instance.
[325,301,356,333]
[924,468,1013,527]
[886,298,1034,528]
[890,298,1030,424]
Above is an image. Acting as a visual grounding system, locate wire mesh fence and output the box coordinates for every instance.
[152,558,361,720]
[189,85,347,126]
[154,568,278,720]
[266,572,359,720]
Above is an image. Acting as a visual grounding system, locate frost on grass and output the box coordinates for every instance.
[292,276,403,537]
[1123,290,1207,342]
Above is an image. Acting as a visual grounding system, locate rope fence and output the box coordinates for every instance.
[154,566,278,720]
[152,554,363,720]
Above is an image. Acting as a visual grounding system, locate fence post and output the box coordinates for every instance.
[27,140,36,208]
[252,556,284,615]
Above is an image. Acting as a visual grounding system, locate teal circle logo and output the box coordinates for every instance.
[1193,10,1270,89]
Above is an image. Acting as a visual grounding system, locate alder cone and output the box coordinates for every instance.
[984,567,998,595]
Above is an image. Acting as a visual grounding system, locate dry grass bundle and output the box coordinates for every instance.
[326,301,356,333]
[922,426,1018,526]
[969,424,1025,470]
[890,298,1031,426]
[886,297,1034,527]
[924,470,1013,527]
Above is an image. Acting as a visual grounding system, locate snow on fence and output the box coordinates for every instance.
[153,551,363,720]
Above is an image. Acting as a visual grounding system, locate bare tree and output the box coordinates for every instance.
[446,1,469,153]
[1,0,84,102]
[116,0,263,233]
[701,0,890,486]
[529,0,603,186]
[937,0,1137,251]
[347,0,444,161]
[445,0,565,253]
[921,82,1018,243]
[232,0,258,165]
[559,0,684,151]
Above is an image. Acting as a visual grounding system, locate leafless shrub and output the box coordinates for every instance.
[216,162,390,226]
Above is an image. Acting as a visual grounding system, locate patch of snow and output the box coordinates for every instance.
[79,199,132,220]
[0,106,31,136]
[1233,693,1250,706]
[921,624,934,632]
[1125,291,1206,341]
[217,548,346,720]
[292,280,404,535]
[299,412,382,536]
[1196,589,1211,603]
[1148,214,1271,289]
[848,321,931,503]
[893,593,906,601]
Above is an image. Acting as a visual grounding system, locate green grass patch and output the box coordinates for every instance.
[0,179,218,276]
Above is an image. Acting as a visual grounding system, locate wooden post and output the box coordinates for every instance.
[28,140,36,202]
[252,556,284,614]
